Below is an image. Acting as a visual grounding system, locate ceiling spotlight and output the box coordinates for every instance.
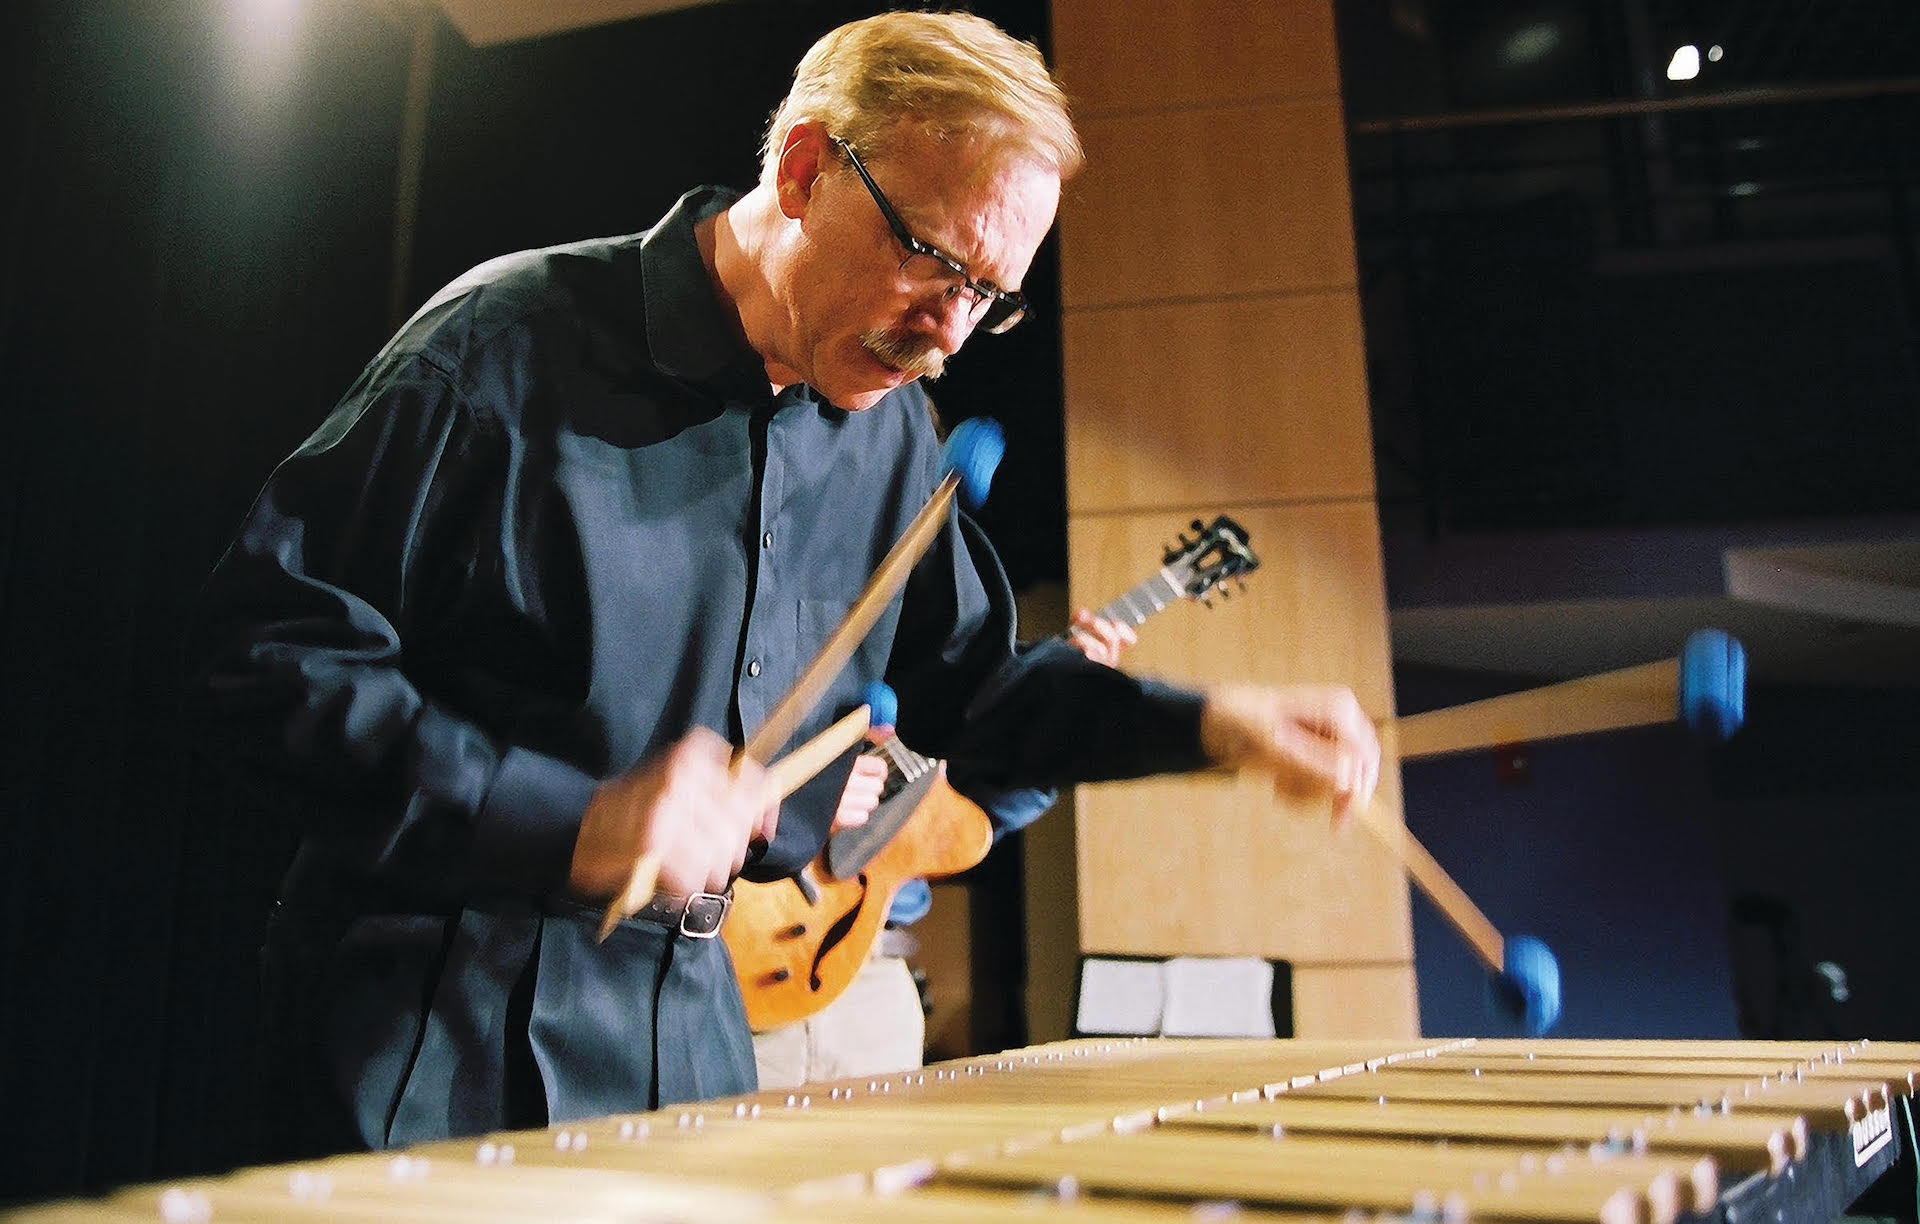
[1707,45,1724,62]
[1500,22,1561,65]
[1666,44,1701,81]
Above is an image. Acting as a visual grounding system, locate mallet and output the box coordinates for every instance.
[1355,806,1562,1035]
[1363,631,1744,1031]
[1395,629,1747,761]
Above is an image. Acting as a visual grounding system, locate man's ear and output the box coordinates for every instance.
[774,121,831,220]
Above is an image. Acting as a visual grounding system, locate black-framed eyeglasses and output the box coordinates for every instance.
[830,136,1030,335]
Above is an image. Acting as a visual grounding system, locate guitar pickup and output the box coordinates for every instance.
[792,872,821,906]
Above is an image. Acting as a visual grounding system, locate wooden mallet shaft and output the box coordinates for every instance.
[1394,659,1677,761]
[760,704,874,803]
[742,469,960,764]
[1393,630,1745,761]
[1356,807,1505,972]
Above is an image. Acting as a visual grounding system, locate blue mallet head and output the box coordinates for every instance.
[939,416,1005,513]
[1679,628,1746,743]
[860,679,899,728]
[1489,933,1562,1036]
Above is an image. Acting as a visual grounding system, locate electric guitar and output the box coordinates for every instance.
[726,516,1261,1032]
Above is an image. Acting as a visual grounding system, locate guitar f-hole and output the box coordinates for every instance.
[808,875,871,991]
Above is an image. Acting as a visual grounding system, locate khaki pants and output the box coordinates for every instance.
[751,954,924,1089]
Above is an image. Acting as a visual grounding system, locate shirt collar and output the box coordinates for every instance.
[640,186,786,404]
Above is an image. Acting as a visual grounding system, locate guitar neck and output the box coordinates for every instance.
[1071,570,1189,636]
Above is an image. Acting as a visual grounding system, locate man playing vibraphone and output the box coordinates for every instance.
[189,9,1381,1162]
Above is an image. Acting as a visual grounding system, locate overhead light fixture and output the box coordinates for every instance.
[1666,44,1701,81]
[1500,22,1561,65]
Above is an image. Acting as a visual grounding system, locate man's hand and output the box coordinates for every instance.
[1067,608,1136,667]
[1200,684,1382,826]
[570,727,772,899]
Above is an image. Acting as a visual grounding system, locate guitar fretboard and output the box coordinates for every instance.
[1083,570,1188,632]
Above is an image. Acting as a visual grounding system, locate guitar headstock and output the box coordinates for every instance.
[1164,516,1260,604]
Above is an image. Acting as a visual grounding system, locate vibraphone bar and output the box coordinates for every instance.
[14,1037,1916,1223]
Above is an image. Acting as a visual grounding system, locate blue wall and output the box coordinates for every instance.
[1398,664,1743,1038]
[1397,665,1920,1041]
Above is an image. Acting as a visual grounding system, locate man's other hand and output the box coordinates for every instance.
[1199,684,1382,827]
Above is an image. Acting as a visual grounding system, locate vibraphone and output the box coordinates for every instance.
[15,1037,1915,1223]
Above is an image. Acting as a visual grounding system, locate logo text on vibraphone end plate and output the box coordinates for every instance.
[1851,1102,1892,1167]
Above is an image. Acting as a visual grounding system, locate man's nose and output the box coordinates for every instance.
[927,287,978,355]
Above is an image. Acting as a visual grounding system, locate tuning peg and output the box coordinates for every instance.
[1218,585,1231,599]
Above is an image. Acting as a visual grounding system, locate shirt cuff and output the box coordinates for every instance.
[1132,679,1211,774]
[472,746,598,894]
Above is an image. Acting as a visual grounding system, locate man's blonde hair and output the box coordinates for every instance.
[761,11,1082,183]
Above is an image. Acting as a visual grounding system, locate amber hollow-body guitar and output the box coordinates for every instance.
[725,517,1261,1032]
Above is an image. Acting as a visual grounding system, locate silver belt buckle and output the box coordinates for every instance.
[679,891,731,939]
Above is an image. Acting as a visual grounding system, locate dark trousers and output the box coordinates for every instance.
[256,895,756,1161]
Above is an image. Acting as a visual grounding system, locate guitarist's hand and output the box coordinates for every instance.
[831,747,891,832]
[1067,609,1136,667]
[1199,684,1381,828]
[569,727,772,900]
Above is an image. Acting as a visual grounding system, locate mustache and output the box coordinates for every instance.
[860,329,948,381]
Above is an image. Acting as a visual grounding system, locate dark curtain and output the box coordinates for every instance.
[0,0,1060,1205]
[0,0,407,1202]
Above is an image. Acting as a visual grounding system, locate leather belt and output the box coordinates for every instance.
[627,889,732,939]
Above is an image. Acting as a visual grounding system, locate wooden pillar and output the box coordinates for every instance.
[1048,0,1416,1037]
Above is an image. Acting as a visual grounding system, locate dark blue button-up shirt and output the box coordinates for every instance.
[194,184,1207,912]
[189,186,1209,1140]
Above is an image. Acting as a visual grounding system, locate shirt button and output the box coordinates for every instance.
[761,531,773,549]
[746,659,762,678]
